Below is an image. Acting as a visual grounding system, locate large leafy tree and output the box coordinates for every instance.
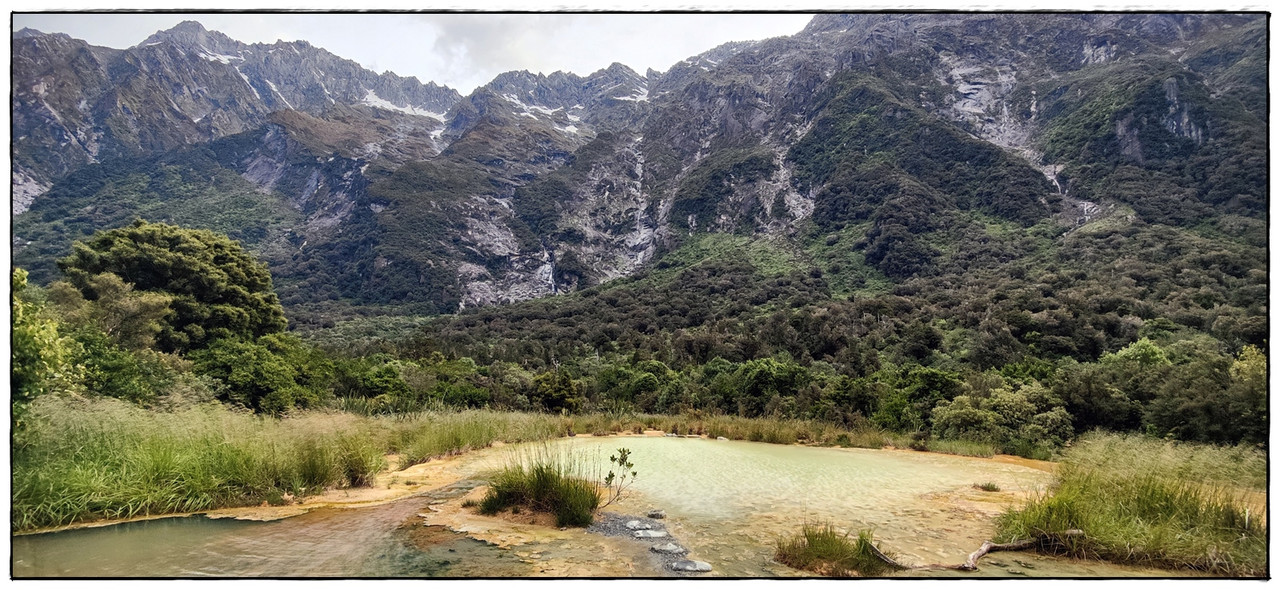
[57,220,287,352]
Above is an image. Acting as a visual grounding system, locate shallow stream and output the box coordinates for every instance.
[12,435,1183,577]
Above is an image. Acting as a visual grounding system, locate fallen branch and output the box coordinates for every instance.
[865,541,911,571]
[867,529,1085,572]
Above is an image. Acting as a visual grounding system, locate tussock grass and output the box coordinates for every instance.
[998,432,1266,576]
[775,523,904,577]
[478,448,601,527]
[974,482,1001,492]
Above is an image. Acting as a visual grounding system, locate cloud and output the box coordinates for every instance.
[12,13,813,94]
[412,13,812,91]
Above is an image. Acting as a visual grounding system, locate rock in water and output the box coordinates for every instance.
[647,509,666,519]
[670,560,712,572]
[634,530,668,538]
[650,542,687,555]
[625,519,651,530]
[716,437,729,441]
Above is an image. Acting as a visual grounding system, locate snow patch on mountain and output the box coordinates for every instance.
[197,46,241,64]
[361,89,446,120]
[613,86,650,102]
[233,66,261,99]
[265,80,295,110]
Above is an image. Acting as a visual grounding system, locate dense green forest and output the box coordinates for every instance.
[15,217,1267,462]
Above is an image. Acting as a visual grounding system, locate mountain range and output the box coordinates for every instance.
[11,14,1267,339]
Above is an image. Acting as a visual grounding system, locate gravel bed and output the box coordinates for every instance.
[587,512,711,577]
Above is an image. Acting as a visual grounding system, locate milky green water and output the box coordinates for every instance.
[12,436,1183,578]
[539,436,1183,577]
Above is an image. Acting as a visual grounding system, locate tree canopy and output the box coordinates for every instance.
[57,220,287,352]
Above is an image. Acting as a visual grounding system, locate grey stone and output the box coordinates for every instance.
[625,519,651,530]
[650,542,687,555]
[670,559,712,572]
[646,509,666,519]
[717,437,729,441]
[634,529,668,538]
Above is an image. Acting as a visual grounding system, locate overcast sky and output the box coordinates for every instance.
[12,12,816,93]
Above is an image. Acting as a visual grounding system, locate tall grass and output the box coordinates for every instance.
[997,432,1266,576]
[11,397,567,532]
[1051,432,1266,490]
[13,397,390,531]
[477,446,601,527]
[391,411,561,468]
[775,523,904,577]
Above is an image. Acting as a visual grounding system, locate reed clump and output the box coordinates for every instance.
[775,523,904,577]
[477,450,601,527]
[997,432,1266,576]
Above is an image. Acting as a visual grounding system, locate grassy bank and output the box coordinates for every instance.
[12,396,564,531]
[996,432,1266,576]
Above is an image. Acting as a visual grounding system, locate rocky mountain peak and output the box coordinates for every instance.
[139,20,237,53]
[13,27,50,39]
[799,13,887,36]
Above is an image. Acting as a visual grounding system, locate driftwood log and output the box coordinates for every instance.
[869,530,1085,572]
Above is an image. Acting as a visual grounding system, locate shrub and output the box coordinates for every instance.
[12,269,81,429]
[189,336,329,415]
